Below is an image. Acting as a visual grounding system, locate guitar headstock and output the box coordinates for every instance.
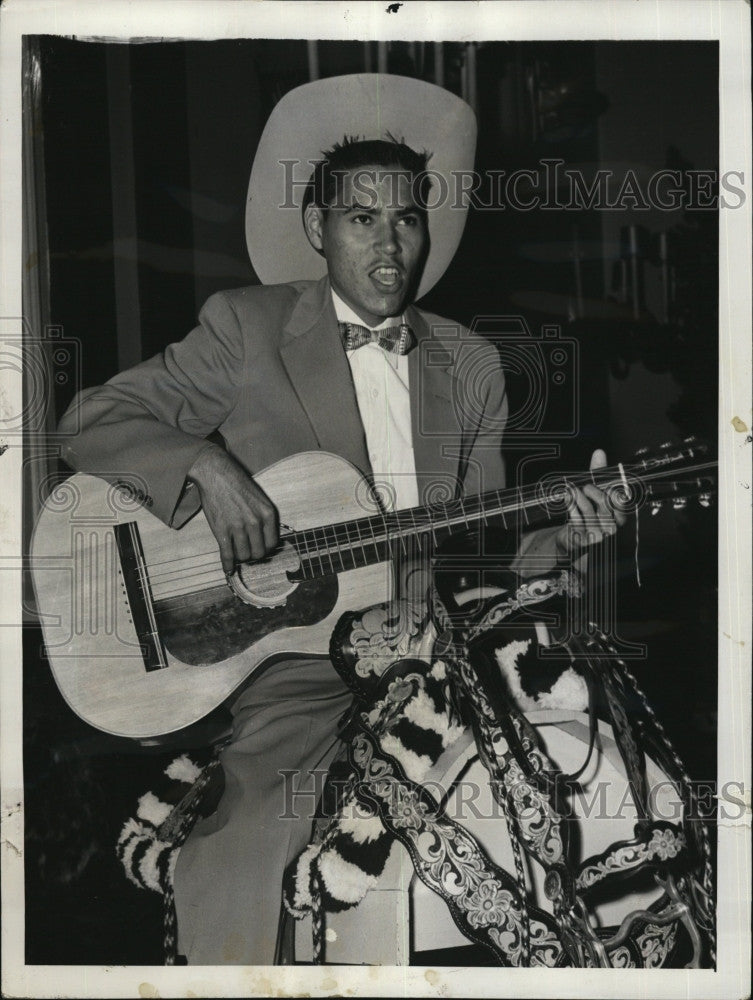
[634,435,709,464]
[632,437,716,515]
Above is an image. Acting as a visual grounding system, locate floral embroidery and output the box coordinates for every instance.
[527,919,564,967]
[578,826,686,894]
[349,599,430,680]
[351,732,536,965]
[391,787,430,831]
[648,827,682,862]
[467,571,580,637]
[638,921,677,968]
[610,946,635,968]
[466,880,515,928]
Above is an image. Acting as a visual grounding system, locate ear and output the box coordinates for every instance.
[303,203,326,254]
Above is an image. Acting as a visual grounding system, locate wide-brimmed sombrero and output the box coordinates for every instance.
[246,73,476,300]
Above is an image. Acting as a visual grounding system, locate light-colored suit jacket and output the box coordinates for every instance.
[58,276,518,532]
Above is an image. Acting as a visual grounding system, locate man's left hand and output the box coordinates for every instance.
[554,449,628,561]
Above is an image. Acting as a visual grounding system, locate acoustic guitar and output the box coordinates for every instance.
[30,441,714,739]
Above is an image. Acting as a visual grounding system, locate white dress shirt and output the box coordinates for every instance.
[331,289,419,511]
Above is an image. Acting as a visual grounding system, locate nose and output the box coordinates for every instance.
[375,220,400,256]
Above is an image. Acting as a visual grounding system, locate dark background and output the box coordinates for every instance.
[23,38,718,964]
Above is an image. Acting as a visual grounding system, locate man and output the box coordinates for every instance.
[58,74,623,964]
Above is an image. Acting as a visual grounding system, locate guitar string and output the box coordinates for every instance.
[145,467,717,600]
[145,456,716,580]
[144,486,693,602]
[153,460,714,565]
[144,462,718,599]
[142,459,716,596]
[146,508,706,600]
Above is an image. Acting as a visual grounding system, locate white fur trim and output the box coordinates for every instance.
[496,639,531,672]
[535,669,588,711]
[292,843,320,910]
[317,850,378,904]
[337,812,386,845]
[402,688,442,731]
[430,661,447,680]
[138,840,168,893]
[496,640,540,710]
[495,640,588,711]
[402,689,465,748]
[136,791,172,828]
[117,822,150,889]
[164,754,202,784]
[116,817,145,850]
[167,847,180,889]
[380,733,432,782]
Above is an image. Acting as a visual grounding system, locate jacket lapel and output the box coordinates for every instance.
[406,305,465,500]
[278,282,465,495]
[279,276,371,475]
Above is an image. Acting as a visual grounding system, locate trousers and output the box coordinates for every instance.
[173,656,353,965]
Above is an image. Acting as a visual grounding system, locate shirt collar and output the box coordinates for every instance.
[330,287,403,332]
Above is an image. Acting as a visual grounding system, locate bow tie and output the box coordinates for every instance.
[338,321,416,356]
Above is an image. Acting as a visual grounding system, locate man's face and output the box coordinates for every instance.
[304,165,429,327]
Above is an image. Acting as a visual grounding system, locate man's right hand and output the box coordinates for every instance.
[187,446,279,575]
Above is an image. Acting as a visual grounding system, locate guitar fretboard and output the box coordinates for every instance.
[284,447,715,579]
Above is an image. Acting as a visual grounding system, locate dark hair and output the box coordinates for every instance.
[302,134,433,216]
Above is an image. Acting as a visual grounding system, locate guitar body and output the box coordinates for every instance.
[31,439,714,740]
[31,452,392,739]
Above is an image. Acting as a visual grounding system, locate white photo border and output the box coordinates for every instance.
[1,1,750,998]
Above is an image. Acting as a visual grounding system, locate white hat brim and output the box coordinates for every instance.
[246,73,477,300]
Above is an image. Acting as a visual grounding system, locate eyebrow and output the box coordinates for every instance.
[343,203,421,215]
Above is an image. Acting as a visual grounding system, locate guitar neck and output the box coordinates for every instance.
[286,446,716,580]
[287,486,542,580]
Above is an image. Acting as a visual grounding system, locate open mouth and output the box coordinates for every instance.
[369,265,403,292]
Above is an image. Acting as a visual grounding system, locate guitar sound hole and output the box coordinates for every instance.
[229,540,300,607]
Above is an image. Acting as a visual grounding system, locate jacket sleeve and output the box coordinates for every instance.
[58,292,244,528]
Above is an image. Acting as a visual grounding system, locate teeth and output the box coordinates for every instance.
[374,267,398,278]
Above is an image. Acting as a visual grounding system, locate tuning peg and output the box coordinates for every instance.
[698,494,713,507]
[659,441,674,450]
[650,501,663,515]
[635,446,649,456]
[684,436,708,456]
[672,497,687,510]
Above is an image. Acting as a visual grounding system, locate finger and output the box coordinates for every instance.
[589,448,608,471]
[585,480,629,528]
[217,533,235,575]
[564,482,585,524]
[261,508,279,552]
[583,484,618,534]
[566,495,587,549]
[572,487,598,524]
[246,519,267,561]
[245,487,278,552]
[570,488,605,545]
[248,498,278,551]
[231,526,253,566]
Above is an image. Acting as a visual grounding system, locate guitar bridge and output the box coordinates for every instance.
[114,521,168,672]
